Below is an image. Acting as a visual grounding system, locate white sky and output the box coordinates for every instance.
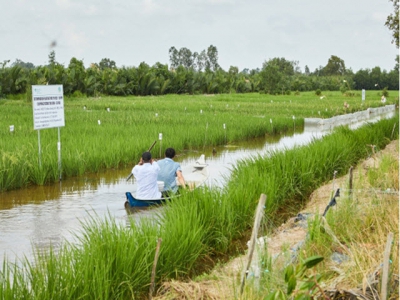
[1,0,398,72]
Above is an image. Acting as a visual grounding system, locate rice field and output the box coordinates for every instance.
[0,91,397,191]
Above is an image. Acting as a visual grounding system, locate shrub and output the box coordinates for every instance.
[72,90,85,98]
[382,87,389,97]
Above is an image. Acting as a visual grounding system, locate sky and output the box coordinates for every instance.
[1,0,398,73]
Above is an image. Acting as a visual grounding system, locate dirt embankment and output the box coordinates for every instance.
[154,140,399,300]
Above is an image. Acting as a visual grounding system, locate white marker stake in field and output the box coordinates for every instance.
[159,133,163,157]
[32,85,65,179]
[223,123,226,144]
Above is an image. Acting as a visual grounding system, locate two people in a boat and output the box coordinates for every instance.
[132,148,186,199]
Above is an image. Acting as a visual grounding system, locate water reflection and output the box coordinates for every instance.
[0,105,396,263]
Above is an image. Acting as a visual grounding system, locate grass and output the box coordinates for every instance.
[243,142,399,299]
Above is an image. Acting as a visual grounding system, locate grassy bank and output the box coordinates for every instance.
[0,115,397,299]
[1,91,397,191]
[241,141,399,299]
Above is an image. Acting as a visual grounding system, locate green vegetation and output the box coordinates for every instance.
[1,92,397,192]
[385,0,399,48]
[0,50,398,98]
[246,145,399,299]
[0,112,397,299]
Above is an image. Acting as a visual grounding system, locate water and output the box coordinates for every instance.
[0,106,396,263]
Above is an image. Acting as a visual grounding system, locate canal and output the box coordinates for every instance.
[0,105,396,263]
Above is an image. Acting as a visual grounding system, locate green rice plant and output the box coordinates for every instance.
[0,259,30,299]
[192,188,239,253]
[70,214,159,299]
[156,193,210,278]
[0,91,396,191]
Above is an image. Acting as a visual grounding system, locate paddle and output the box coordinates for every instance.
[126,140,157,181]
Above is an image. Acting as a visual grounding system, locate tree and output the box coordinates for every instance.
[353,69,372,89]
[178,47,194,69]
[196,50,207,72]
[169,47,196,70]
[304,65,310,76]
[259,57,295,94]
[394,55,399,72]
[168,47,179,69]
[386,69,400,90]
[370,66,382,87]
[227,66,239,93]
[322,55,346,76]
[46,50,59,84]
[99,58,116,70]
[260,62,282,94]
[385,0,399,48]
[67,57,86,94]
[206,45,220,71]
[11,59,35,69]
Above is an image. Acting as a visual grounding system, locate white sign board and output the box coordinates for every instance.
[32,85,65,130]
[362,89,365,101]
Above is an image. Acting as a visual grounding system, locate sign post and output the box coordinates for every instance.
[32,85,65,180]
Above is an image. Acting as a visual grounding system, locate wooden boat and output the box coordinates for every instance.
[124,154,209,210]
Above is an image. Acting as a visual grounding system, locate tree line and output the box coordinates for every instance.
[0,45,398,99]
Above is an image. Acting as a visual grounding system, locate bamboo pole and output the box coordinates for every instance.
[149,238,162,300]
[381,232,394,300]
[348,166,353,199]
[240,194,267,295]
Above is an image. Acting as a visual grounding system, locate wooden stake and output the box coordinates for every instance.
[381,232,394,300]
[149,238,162,300]
[240,194,267,295]
[348,166,354,199]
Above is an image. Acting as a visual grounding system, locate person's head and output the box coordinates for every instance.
[142,151,152,163]
[165,148,176,159]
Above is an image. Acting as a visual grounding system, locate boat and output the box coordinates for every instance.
[124,154,209,211]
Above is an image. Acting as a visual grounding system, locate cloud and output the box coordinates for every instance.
[62,24,89,60]
[142,0,161,14]
[372,12,388,23]
[55,0,72,10]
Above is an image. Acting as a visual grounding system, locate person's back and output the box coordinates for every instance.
[132,152,161,199]
[157,148,185,194]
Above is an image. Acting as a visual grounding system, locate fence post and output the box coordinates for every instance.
[381,232,394,300]
[149,238,162,300]
[240,194,267,295]
[348,166,354,199]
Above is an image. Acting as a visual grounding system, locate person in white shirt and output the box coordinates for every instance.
[132,152,161,199]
